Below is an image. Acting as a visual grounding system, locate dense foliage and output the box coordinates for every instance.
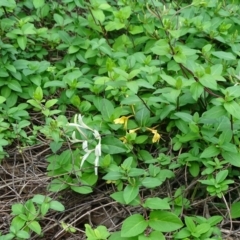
[1,0,240,239]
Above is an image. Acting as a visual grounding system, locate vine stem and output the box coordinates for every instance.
[222,193,232,238]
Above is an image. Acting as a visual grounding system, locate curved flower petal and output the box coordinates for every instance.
[114,117,126,124]
[152,132,161,143]
[114,115,134,129]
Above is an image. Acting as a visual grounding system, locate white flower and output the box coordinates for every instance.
[76,114,93,131]
[68,114,102,175]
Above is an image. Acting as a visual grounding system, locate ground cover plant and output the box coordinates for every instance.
[1,0,240,239]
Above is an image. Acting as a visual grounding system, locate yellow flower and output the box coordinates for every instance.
[119,136,127,143]
[147,127,161,143]
[152,130,161,143]
[129,127,140,133]
[114,115,133,129]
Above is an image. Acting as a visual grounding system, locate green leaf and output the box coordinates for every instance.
[71,186,92,194]
[27,99,42,109]
[11,204,24,215]
[174,228,191,239]
[0,233,15,240]
[68,45,80,54]
[45,99,58,108]
[8,80,22,92]
[211,64,223,76]
[201,106,226,120]
[121,214,148,237]
[11,216,26,231]
[141,177,162,188]
[173,52,186,63]
[25,200,37,220]
[126,81,139,94]
[81,172,98,186]
[0,0,16,8]
[178,132,200,143]
[135,135,148,144]
[22,23,36,35]
[200,145,220,158]
[101,99,115,121]
[44,80,66,88]
[48,179,69,192]
[102,136,127,154]
[32,194,51,205]
[219,131,233,145]
[138,150,155,162]
[0,138,9,147]
[149,211,183,232]
[110,192,125,204]
[33,0,45,8]
[224,101,240,119]
[212,51,236,60]
[54,13,64,25]
[225,86,240,99]
[109,231,139,240]
[105,21,125,31]
[16,230,30,239]
[121,157,133,170]
[121,6,132,19]
[123,185,139,204]
[92,9,105,23]
[121,95,142,105]
[85,224,97,238]
[160,74,176,87]
[34,86,43,101]
[174,112,192,123]
[94,225,110,239]
[98,3,111,10]
[190,82,204,100]
[139,231,165,240]
[135,106,150,127]
[111,191,140,206]
[207,216,223,226]
[231,202,240,218]
[40,203,50,216]
[0,69,9,77]
[199,75,218,90]
[189,162,200,177]
[185,216,196,233]
[103,171,122,181]
[50,141,63,153]
[128,168,146,177]
[17,36,27,50]
[49,201,65,211]
[28,221,41,234]
[151,39,170,55]
[137,79,155,89]
[143,198,170,210]
[195,223,210,235]
[129,25,143,34]
[222,151,240,167]
[215,170,228,183]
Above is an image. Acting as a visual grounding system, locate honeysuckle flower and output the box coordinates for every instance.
[129,127,140,134]
[94,142,101,175]
[114,115,134,129]
[147,127,161,143]
[119,136,127,143]
[68,114,101,175]
[152,130,161,143]
[119,128,140,144]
